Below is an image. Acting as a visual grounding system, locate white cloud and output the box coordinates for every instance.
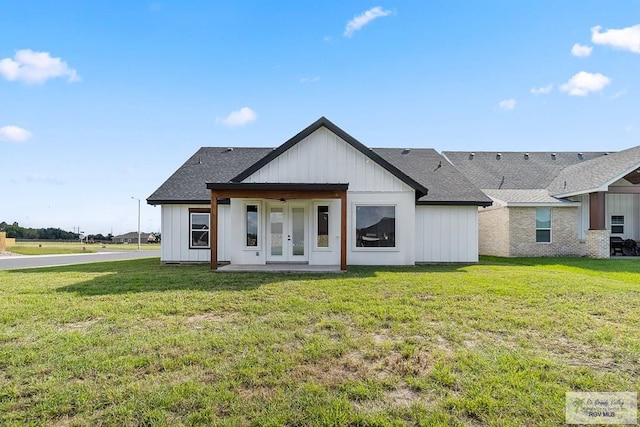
[0,49,80,84]
[560,71,611,96]
[344,6,392,37]
[591,24,640,53]
[218,107,257,127]
[571,43,593,57]
[498,99,516,110]
[299,76,320,83]
[0,125,33,143]
[530,84,553,95]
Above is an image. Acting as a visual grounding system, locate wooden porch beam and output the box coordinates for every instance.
[589,191,606,230]
[210,189,345,200]
[210,192,218,270]
[340,192,347,271]
[607,186,640,194]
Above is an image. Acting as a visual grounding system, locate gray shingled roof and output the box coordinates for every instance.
[548,145,640,196]
[373,148,491,205]
[147,147,272,204]
[148,146,491,206]
[443,151,607,190]
[483,189,579,205]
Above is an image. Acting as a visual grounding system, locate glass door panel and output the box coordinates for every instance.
[291,207,305,257]
[269,207,284,257]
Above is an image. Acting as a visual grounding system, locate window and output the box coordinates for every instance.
[611,215,625,234]
[189,209,210,249]
[317,205,329,248]
[355,205,396,248]
[246,204,258,247]
[536,208,551,243]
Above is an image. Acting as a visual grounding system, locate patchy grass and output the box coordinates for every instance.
[0,257,638,425]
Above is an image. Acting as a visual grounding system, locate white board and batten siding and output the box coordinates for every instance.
[415,206,479,263]
[572,191,640,241]
[160,205,230,263]
[244,127,413,193]
[243,127,417,265]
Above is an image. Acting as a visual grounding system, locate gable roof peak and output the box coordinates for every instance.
[230,117,429,196]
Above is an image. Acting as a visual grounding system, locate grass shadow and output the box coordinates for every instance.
[4,258,472,296]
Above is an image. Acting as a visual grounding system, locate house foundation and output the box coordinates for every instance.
[586,229,610,259]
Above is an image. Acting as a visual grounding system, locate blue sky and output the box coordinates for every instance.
[2,1,640,235]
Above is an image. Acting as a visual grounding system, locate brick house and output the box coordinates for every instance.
[445,147,640,258]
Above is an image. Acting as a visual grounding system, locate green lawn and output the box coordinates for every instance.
[0,258,638,426]
[6,241,161,255]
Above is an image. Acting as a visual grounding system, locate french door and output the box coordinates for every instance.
[267,203,308,262]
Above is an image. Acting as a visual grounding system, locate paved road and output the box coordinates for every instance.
[0,250,160,271]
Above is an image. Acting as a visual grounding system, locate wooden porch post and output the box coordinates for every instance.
[340,191,347,271]
[210,192,218,270]
[589,192,606,230]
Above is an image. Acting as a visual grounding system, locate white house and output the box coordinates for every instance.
[147,117,491,269]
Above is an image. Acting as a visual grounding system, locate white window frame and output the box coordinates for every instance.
[243,201,262,250]
[189,208,210,249]
[611,215,625,235]
[353,203,398,251]
[535,207,552,244]
[313,202,331,251]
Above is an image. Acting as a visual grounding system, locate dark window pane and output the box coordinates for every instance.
[355,206,395,248]
[536,229,551,243]
[246,205,258,247]
[192,230,209,247]
[317,205,329,247]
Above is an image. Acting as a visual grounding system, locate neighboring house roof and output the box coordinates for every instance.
[548,145,640,197]
[148,117,491,206]
[113,232,152,240]
[373,148,491,206]
[483,189,580,206]
[443,151,607,190]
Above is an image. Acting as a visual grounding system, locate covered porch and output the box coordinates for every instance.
[207,183,348,270]
[586,185,640,258]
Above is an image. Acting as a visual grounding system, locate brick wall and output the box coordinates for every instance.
[509,207,583,257]
[585,229,610,258]
[478,207,510,256]
[0,231,5,251]
[478,206,585,257]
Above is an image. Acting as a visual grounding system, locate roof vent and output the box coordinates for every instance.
[524,153,529,160]
[496,153,502,160]
[604,152,609,156]
[402,148,410,154]
[578,152,584,159]
[551,153,556,160]
[224,147,234,152]
[469,153,475,160]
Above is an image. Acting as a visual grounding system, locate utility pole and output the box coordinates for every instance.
[131,197,141,250]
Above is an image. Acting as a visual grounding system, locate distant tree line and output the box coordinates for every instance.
[0,221,112,241]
